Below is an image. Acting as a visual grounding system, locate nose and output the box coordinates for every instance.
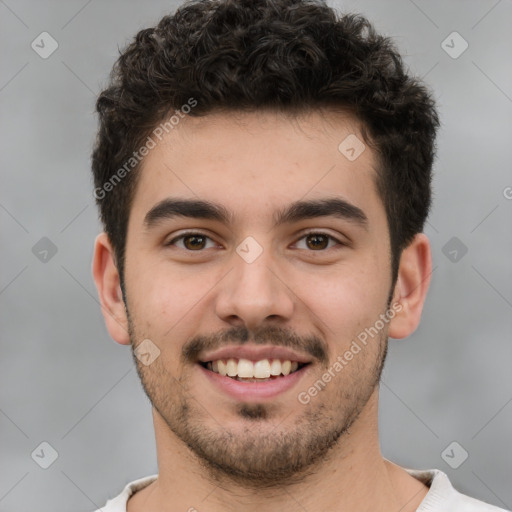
[214,245,295,331]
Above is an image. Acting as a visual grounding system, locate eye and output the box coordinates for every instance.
[166,231,217,251]
[294,231,344,251]
[165,230,345,252]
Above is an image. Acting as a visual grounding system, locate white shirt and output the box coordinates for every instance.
[93,468,510,511]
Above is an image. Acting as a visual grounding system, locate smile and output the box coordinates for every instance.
[197,347,313,400]
[200,358,308,381]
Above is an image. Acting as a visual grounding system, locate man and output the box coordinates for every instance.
[90,0,508,510]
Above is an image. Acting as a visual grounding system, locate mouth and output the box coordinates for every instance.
[196,346,313,401]
[199,358,309,382]
[197,357,314,403]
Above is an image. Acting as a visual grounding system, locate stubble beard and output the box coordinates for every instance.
[128,316,389,490]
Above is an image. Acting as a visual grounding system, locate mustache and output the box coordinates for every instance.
[182,325,329,365]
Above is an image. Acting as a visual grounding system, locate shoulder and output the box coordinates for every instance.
[405,468,510,512]
[92,474,158,512]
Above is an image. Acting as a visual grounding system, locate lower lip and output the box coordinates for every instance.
[199,364,310,401]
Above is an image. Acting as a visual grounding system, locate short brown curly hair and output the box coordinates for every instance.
[91,0,440,292]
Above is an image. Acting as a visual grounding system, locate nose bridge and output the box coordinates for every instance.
[215,236,294,327]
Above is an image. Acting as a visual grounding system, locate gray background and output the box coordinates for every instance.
[1,0,511,510]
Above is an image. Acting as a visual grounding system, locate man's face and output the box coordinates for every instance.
[122,110,396,486]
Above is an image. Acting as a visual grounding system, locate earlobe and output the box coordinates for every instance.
[388,233,432,340]
[92,232,131,345]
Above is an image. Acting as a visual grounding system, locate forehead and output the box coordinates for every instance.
[128,109,384,231]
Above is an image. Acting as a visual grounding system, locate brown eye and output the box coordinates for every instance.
[295,232,342,251]
[183,234,207,250]
[305,233,330,250]
[166,232,216,251]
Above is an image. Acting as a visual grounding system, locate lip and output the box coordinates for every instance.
[198,344,313,364]
[199,362,311,400]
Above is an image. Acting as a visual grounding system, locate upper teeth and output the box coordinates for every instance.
[210,358,299,378]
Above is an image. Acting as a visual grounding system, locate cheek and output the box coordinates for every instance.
[134,265,197,314]
[296,261,387,345]
[130,266,228,366]
[127,268,201,356]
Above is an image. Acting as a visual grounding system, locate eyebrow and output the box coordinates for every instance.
[143,197,369,231]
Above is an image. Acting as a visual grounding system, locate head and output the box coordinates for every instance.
[92,0,438,489]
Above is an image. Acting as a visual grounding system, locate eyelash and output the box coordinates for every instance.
[165,230,345,252]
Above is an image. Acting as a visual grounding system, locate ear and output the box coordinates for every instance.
[388,233,432,340]
[92,232,131,345]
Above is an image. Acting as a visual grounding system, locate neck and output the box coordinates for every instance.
[128,390,428,512]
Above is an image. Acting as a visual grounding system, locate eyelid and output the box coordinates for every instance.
[297,228,344,240]
[165,230,219,248]
[293,229,346,249]
[165,229,346,250]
